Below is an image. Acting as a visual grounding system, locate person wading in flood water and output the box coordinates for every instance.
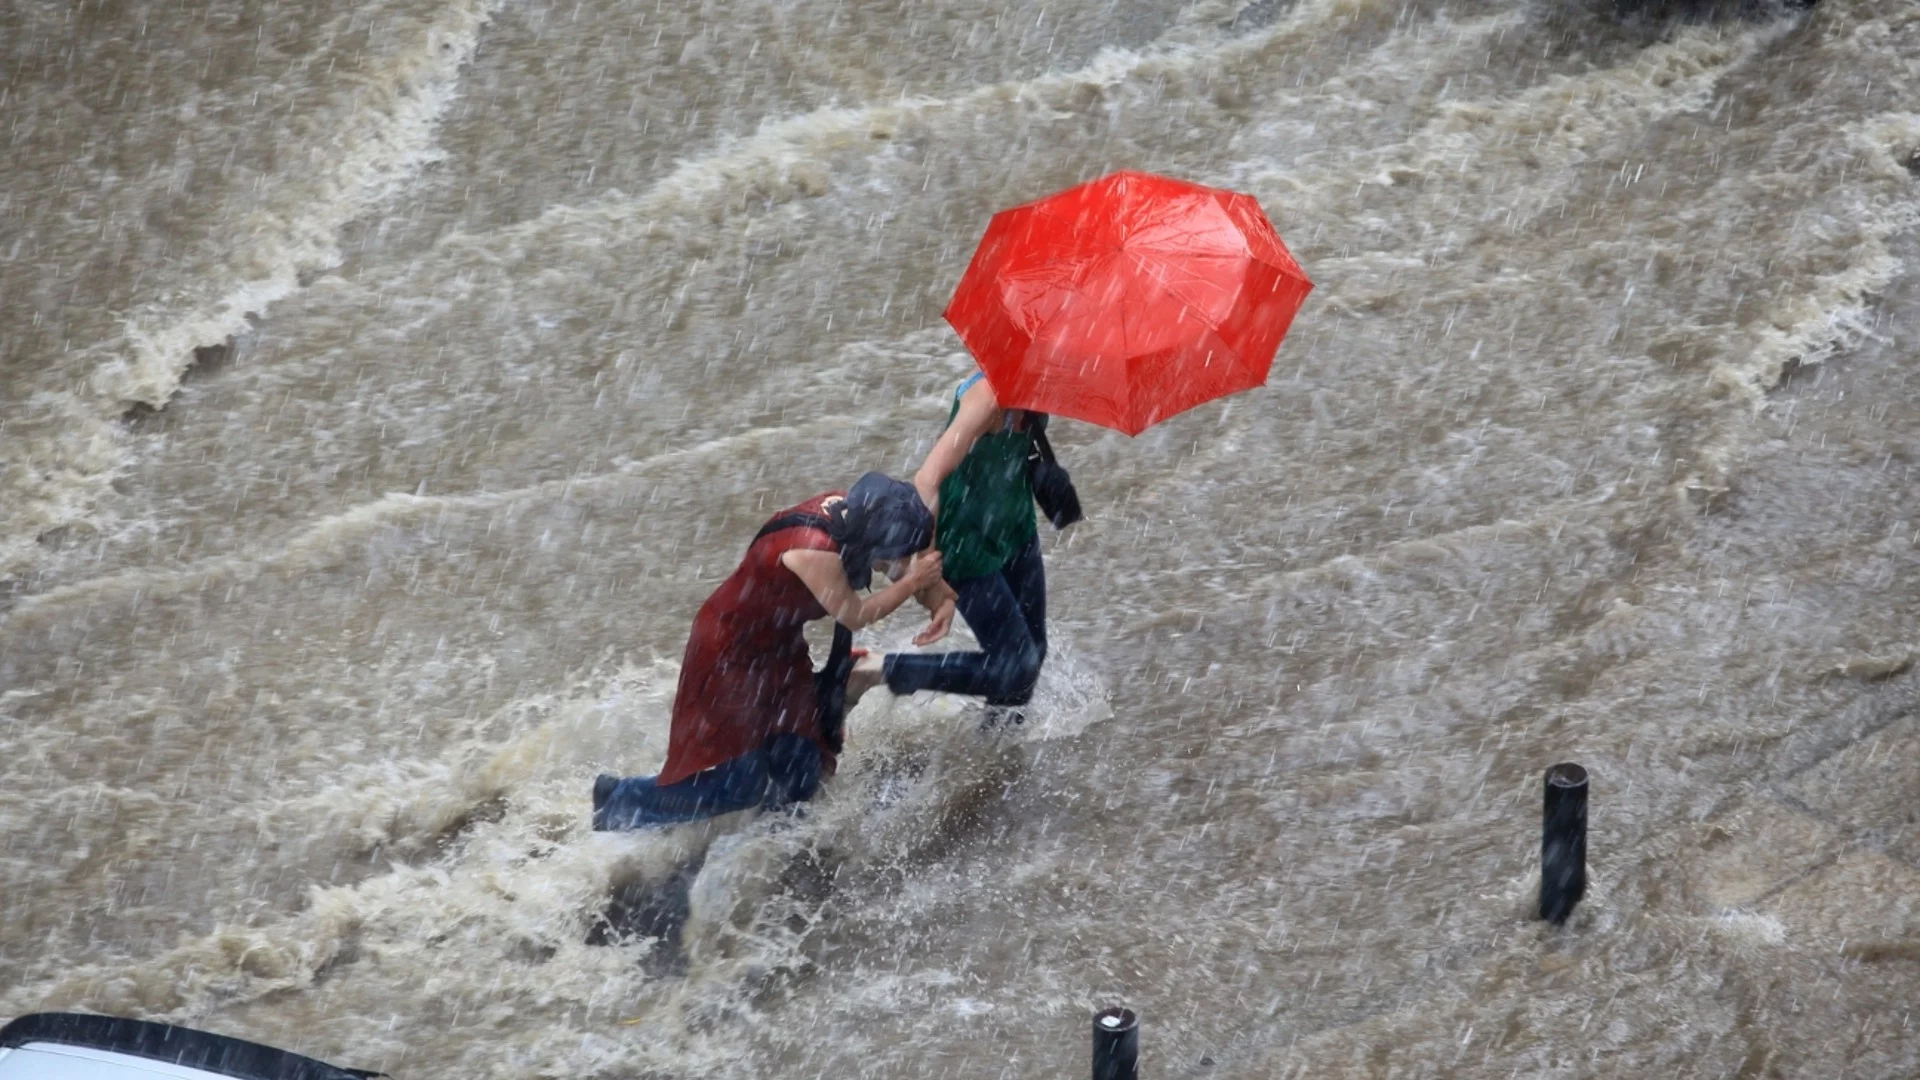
[593,473,949,830]
[851,371,1054,718]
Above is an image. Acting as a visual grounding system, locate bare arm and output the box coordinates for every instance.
[914,579,957,612]
[910,578,958,646]
[781,548,945,631]
[913,379,1004,516]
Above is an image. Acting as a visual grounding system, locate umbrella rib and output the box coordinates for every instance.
[1125,248,1240,330]
[1025,201,1095,242]
[1114,257,1143,428]
[1112,250,1142,359]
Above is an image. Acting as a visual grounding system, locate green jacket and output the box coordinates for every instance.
[936,372,1037,581]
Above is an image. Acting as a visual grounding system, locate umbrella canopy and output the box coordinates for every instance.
[944,170,1312,436]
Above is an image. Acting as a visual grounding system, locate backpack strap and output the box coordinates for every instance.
[753,510,835,546]
[1029,423,1060,467]
[1025,418,1084,529]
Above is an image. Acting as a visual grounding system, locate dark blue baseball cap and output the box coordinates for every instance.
[831,472,934,589]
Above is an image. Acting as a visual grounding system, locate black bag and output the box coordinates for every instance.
[812,623,855,755]
[753,511,855,754]
[1025,414,1084,529]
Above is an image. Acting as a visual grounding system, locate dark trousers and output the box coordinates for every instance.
[884,533,1046,706]
[591,733,822,831]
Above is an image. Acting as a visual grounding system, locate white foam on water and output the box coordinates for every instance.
[98,0,507,407]
[10,0,1920,1074]
[1715,909,1788,947]
[1,607,1112,1073]
[413,0,1383,262]
[0,0,504,584]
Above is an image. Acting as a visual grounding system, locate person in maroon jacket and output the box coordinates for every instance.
[593,473,950,830]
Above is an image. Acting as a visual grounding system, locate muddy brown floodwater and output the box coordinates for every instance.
[4,0,1920,1076]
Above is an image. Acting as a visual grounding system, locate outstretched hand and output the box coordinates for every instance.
[913,598,956,646]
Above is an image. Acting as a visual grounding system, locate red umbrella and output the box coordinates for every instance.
[944,170,1312,436]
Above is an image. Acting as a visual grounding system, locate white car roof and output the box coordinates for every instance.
[0,1014,375,1080]
[0,1042,237,1080]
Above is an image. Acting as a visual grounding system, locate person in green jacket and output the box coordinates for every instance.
[851,370,1047,709]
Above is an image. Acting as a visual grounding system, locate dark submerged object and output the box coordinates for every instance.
[1092,1007,1139,1080]
[1539,762,1590,925]
[0,1012,382,1079]
[1609,0,1816,17]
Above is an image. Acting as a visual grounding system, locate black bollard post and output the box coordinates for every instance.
[1539,762,1589,925]
[1092,1007,1138,1080]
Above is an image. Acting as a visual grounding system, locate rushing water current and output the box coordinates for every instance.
[5,0,1920,1076]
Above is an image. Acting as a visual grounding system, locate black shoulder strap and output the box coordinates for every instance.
[754,510,835,546]
[1029,425,1060,466]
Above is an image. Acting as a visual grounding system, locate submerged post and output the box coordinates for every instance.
[1092,1006,1138,1080]
[1539,762,1589,925]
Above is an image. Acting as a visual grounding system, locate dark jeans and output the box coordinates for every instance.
[884,532,1046,706]
[591,733,822,831]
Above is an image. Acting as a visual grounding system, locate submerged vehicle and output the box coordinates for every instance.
[0,1013,380,1080]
